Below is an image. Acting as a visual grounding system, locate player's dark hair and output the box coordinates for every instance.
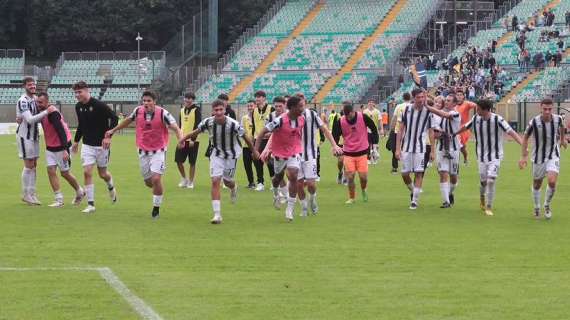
[184,92,196,100]
[212,99,225,109]
[286,96,301,110]
[22,76,35,86]
[273,96,286,104]
[217,93,229,101]
[447,93,458,103]
[402,92,411,101]
[72,81,89,90]
[476,99,494,111]
[37,92,49,99]
[541,97,553,105]
[411,88,424,97]
[254,90,266,98]
[142,90,157,101]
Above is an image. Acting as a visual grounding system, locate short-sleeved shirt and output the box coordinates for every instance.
[198,116,245,159]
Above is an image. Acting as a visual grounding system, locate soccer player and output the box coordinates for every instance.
[36,92,84,207]
[241,100,256,189]
[363,99,384,165]
[252,90,275,191]
[328,109,345,183]
[519,98,567,219]
[16,77,55,205]
[264,97,289,204]
[332,101,379,204]
[426,94,462,208]
[395,89,435,210]
[455,90,478,165]
[181,99,256,224]
[388,92,411,174]
[254,96,305,221]
[175,92,201,189]
[297,98,343,216]
[218,93,237,120]
[71,81,118,213]
[455,99,523,216]
[105,91,183,219]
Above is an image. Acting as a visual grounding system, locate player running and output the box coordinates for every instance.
[16,77,55,205]
[426,94,462,208]
[36,92,84,207]
[71,81,118,213]
[455,90,477,165]
[519,98,566,219]
[455,99,523,216]
[332,101,379,204]
[105,91,183,219]
[181,99,256,224]
[395,89,435,210]
[175,92,201,189]
[254,96,305,221]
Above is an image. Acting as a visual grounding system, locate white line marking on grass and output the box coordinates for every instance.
[0,267,163,320]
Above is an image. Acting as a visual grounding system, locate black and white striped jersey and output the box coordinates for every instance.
[432,110,462,152]
[525,114,563,164]
[465,113,513,162]
[400,104,433,153]
[198,116,245,159]
[16,94,42,141]
[301,109,324,161]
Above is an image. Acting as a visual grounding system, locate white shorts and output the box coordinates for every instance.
[17,137,40,160]
[299,159,318,180]
[210,155,237,181]
[273,155,301,175]
[478,159,501,181]
[81,144,110,168]
[437,150,460,175]
[533,159,560,180]
[46,150,71,172]
[401,152,425,173]
[139,151,166,180]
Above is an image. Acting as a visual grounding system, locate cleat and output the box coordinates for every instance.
[449,193,455,206]
[210,215,223,224]
[440,202,451,209]
[109,187,117,204]
[30,194,42,205]
[409,202,418,210]
[48,201,64,208]
[151,207,160,219]
[230,186,238,204]
[273,196,281,210]
[186,181,194,189]
[247,183,256,189]
[310,197,319,215]
[362,190,368,203]
[82,205,96,214]
[72,189,85,206]
[22,194,40,206]
[534,208,541,219]
[178,178,188,188]
[485,209,494,216]
[345,198,355,205]
[544,206,552,220]
[480,196,486,211]
[391,168,398,175]
[255,183,265,192]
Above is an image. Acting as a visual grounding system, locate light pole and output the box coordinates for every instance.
[136,33,143,94]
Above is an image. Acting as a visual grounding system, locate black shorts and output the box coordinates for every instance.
[175,141,200,165]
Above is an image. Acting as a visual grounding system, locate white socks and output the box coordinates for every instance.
[412,187,421,203]
[287,197,296,211]
[106,177,114,190]
[532,187,541,209]
[545,186,555,207]
[153,195,163,207]
[309,192,316,204]
[485,179,496,209]
[212,200,221,218]
[273,186,280,198]
[479,183,486,197]
[279,186,288,197]
[54,190,63,202]
[440,182,450,204]
[21,168,33,196]
[85,184,95,203]
[300,199,308,211]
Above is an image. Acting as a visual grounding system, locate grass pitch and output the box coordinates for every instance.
[0,134,569,319]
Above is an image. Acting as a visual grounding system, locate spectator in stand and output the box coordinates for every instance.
[566,11,570,27]
[557,38,565,51]
[512,15,518,32]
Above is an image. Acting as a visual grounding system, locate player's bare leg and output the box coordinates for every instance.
[345,171,356,204]
[358,172,368,202]
[223,178,237,204]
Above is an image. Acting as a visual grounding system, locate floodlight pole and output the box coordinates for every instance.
[136,33,143,94]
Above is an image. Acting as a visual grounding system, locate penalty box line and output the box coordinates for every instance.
[0,267,163,320]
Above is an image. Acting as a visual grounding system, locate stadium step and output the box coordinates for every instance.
[313,0,408,103]
[227,2,325,103]
[498,70,542,104]
[495,31,513,49]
